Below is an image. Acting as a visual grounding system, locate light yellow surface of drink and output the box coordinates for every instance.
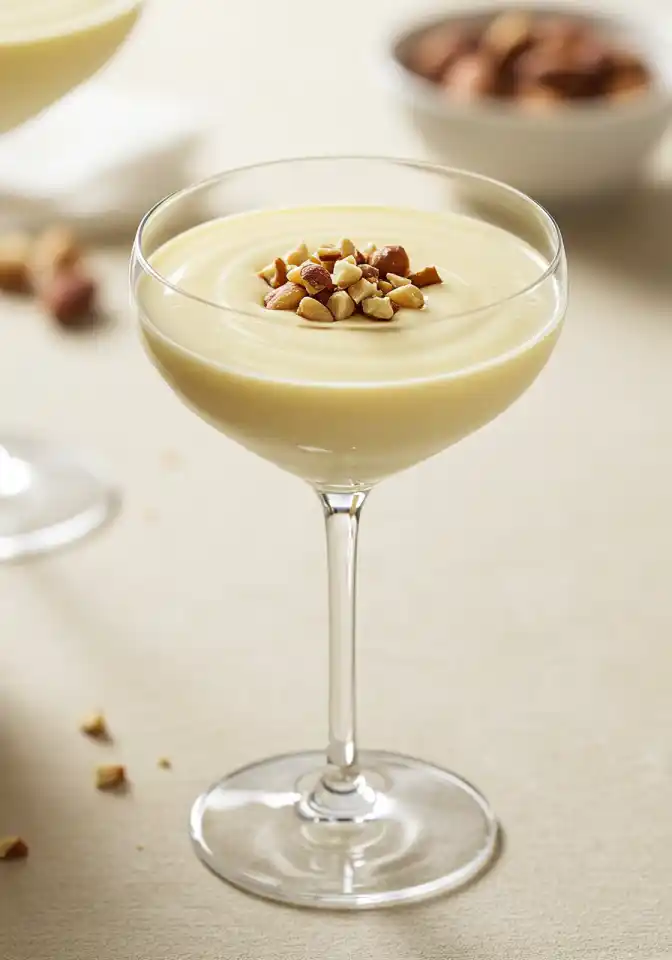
[138,205,563,488]
[0,0,141,132]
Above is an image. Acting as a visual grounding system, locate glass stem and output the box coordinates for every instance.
[319,489,368,791]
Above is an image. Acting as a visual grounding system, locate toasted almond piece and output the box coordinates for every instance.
[80,712,109,739]
[409,265,442,287]
[360,264,379,283]
[348,278,378,304]
[362,296,395,321]
[0,837,28,861]
[0,233,32,293]
[387,273,411,288]
[378,280,393,294]
[332,259,362,288]
[297,297,335,323]
[264,282,305,310]
[339,238,357,258]
[95,764,127,791]
[389,283,425,309]
[327,290,355,321]
[300,262,333,295]
[285,243,310,266]
[157,757,172,770]
[369,245,410,279]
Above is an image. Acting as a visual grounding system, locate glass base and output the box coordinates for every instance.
[190,750,499,910]
[0,436,120,562]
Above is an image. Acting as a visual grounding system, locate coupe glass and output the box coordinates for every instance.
[131,157,567,909]
[0,0,142,561]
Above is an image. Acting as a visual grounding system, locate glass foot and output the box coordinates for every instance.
[190,749,499,910]
[0,436,120,562]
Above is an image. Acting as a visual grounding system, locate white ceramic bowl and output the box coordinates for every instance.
[380,4,672,201]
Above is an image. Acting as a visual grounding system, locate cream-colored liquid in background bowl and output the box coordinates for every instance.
[0,0,141,132]
[138,205,563,488]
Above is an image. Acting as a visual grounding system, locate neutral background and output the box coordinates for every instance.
[1,1,672,958]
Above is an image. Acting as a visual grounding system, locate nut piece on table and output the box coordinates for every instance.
[300,262,333,295]
[332,258,362,289]
[40,267,97,326]
[31,225,81,279]
[0,233,32,293]
[264,282,306,311]
[409,265,443,288]
[348,278,379,305]
[389,284,425,309]
[95,764,127,791]
[80,712,109,740]
[387,273,411,288]
[369,245,410,280]
[362,296,395,321]
[0,837,29,861]
[297,297,335,323]
[285,243,310,266]
[327,290,355,321]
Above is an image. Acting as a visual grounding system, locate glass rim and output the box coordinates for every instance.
[132,155,565,324]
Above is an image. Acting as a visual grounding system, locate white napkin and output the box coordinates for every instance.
[0,82,206,239]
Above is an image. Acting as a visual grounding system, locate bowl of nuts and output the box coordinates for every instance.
[382,5,672,200]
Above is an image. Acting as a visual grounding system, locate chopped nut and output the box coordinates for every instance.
[360,264,379,283]
[389,284,425,309]
[409,265,443,287]
[387,273,411,287]
[40,267,97,326]
[444,52,498,99]
[348,278,379,304]
[407,23,476,82]
[257,262,276,284]
[31,225,81,278]
[361,242,377,261]
[157,757,172,770]
[0,837,28,861]
[300,262,333,295]
[378,280,393,294]
[369,245,410,279]
[285,243,310,266]
[264,282,306,310]
[482,11,534,61]
[327,290,355,321]
[297,297,335,323]
[332,258,362,288]
[80,713,109,739]
[0,233,32,293]
[95,764,127,791]
[362,296,395,321]
[287,265,303,284]
[316,244,340,262]
[339,238,357,258]
[269,258,287,288]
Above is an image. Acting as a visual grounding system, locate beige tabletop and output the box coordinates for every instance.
[1,0,672,958]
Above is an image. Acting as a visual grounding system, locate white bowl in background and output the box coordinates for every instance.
[380,4,672,201]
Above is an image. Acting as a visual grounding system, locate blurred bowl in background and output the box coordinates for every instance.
[379,4,672,201]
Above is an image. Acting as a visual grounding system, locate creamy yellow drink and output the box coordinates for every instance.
[137,204,563,488]
[0,0,141,133]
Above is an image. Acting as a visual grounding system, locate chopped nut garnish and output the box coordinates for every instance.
[339,238,357,258]
[360,264,379,283]
[369,245,410,280]
[327,290,356,321]
[332,259,362,289]
[157,757,172,770]
[264,282,305,311]
[316,244,340,262]
[389,283,425,309]
[257,262,276,284]
[361,242,377,261]
[40,267,97,327]
[96,764,127,791]
[409,265,443,287]
[270,258,287,288]
[378,280,393,294]
[0,837,28,861]
[285,243,310,266]
[80,712,109,739]
[297,297,334,323]
[348,277,379,305]
[362,296,395,321]
[0,233,32,294]
[300,262,333,295]
[387,273,411,288]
